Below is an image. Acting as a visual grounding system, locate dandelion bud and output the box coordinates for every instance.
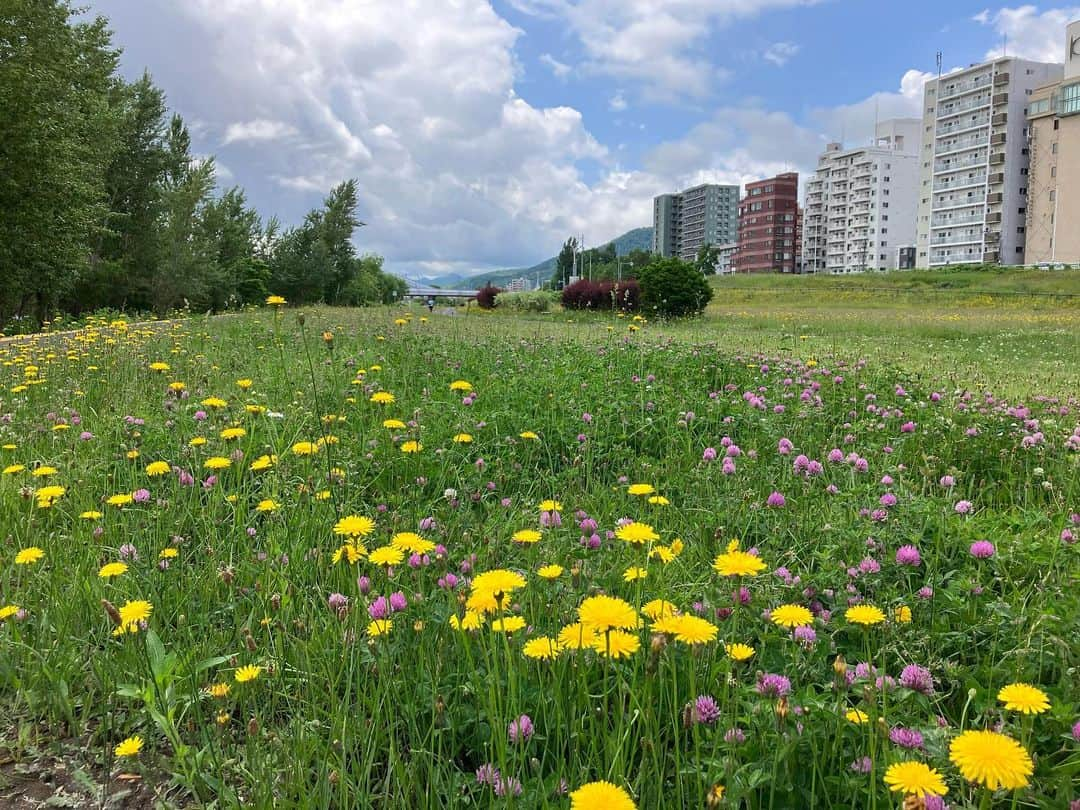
[322,331,334,344]
[707,784,726,807]
[776,697,790,721]
[833,655,847,677]
[247,717,259,736]
[102,599,122,626]
[270,593,281,611]
[328,770,339,785]
[245,634,257,652]
[902,796,926,810]
[297,313,305,326]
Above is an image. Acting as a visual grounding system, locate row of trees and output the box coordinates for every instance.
[552,239,655,289]
[0,1,403,328]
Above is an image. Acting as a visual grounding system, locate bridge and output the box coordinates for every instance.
[404,284,478,300]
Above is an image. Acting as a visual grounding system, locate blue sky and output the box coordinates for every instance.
[87,1,1078,278]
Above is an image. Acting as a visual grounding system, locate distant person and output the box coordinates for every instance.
[427,297,435,313]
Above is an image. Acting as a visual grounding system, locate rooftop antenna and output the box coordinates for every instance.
[873,96,879,145]
[936,51,942,78]
[1002,33,1007,57]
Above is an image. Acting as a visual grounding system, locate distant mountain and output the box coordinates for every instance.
[423,226,652,289]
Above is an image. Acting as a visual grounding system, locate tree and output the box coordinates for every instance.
[695,243,720,276]
[637,257,713,318]
[553,237,579,289]
[0,1,120,323]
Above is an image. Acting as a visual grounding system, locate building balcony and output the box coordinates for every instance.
[987,192,1003,204]
[931,234,983,246]
[935,135,989,156]
[937,96,991,119]
[988,173,1004,186]
[934,155,986,174]
[937,116,990,137]
[985,212,1002,224]
[989,152,1005,165]
[990,132,1006,146]
[932,194,986,211]
[939,73,993,101]
[993,73,1009,86]
[933,173,987,191]
[931,213,985,228]
[991,112,1007,126]
[992,92,1008,106]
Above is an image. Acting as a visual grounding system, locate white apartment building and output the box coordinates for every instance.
[803,119,921,273]
[915,57,1063,267]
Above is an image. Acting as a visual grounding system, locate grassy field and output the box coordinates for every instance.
[0,292,1077,808]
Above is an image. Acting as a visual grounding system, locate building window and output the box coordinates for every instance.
[1051,166,1057,177]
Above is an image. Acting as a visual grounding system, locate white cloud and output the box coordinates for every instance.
[609,91,628,111]
[972,9,991,24]
[975,5,1079,62]
[809,68,932,146]
[508,0,821,98]
[763,41,800,66]
[222,119,298,144]
[539,53,572,79]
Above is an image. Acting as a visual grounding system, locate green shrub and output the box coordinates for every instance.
[637,257,713,317]
[498,290,558,312]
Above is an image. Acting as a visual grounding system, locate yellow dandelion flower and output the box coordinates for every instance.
[518,431,539,440]
[845,709,870,724]
[369,391,395,405]
[512,529,542,544]
[220,427,246,440]
[203,457,231,470]
[98,562,128,578]
[578,595,638,632]
[15,547,44,565]
[569,781,637,810]
[145,461,170,476]
[593,629,640,659]
[558,622,598,650]
[205,682,231,698]
[641,599,677,620]
[266,295,286,306]
[452,433,473,443]
[615,521,659,545]
[668,615,718,645]
[845,604,886,626]
[382,419,407,429]
[390,532,434,554]
[623,566,648,582]
[291,441,320,456]
[537,564,563,580]
[949,729,1033,790]
[449,380,473,392]
[2,464,25,475]
[333,515,375,538]
[523,637,562,660]
[399,440,422,453]
[627,483,655,496]
[368,546,404,567]
[537,499,562,511]
[114,736,143,757]
[234,665,261,683]
[256,499,279,513]
[490,616,526,633]
[32,466,58,477]
[883,761,948,798]
[0,605,19,621]
[367,619,392,638]
[770,604,813,628]
[249,454,277,471]
[726,643,756,661]
[997,683,1051,715]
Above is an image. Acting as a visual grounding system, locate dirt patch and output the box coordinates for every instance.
[0,747,180,809]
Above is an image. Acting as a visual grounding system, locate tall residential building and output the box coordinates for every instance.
[652,184,739,261]
[915,56,1063,267]
[1025,19,1080,264]
[735,172,800,273]
[802,119,921,273]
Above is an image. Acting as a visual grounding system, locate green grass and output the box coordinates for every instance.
[0,305,1077,808]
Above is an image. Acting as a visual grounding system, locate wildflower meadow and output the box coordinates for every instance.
[0,303,1077,808]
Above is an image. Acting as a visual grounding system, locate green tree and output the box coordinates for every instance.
[552,237,579,289]
[637,257,714,318]
[0,0,120,323]
[695,242,719,276]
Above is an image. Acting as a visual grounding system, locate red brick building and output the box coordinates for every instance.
[735,172,801,273]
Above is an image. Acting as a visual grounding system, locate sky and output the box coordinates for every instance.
[86,1,1079,279]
